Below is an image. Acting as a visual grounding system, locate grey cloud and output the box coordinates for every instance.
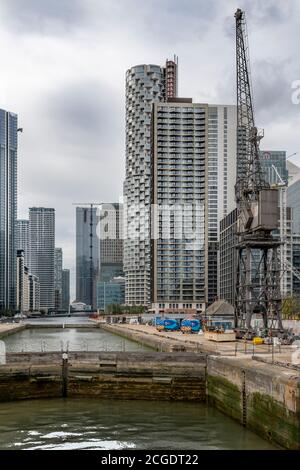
[239,0,293,25]
[43,80,121,148]
[0,0,86,33]
[4,0,299,295]
[252,59,299,125]
[85,0,220,44]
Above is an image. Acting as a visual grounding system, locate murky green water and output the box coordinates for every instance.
[0,399,276,450]
[3,327,152,352]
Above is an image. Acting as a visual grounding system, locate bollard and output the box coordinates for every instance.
[0,341,6,365]
[62,352,68,398]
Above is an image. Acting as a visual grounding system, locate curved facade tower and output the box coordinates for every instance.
[124,61,177,306]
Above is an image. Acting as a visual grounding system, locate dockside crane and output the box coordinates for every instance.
[234,9,283,331]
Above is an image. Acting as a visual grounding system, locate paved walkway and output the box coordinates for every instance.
[0,323,26,338]
[103,323,296,363]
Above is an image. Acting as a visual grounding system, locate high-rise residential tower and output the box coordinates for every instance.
[0,109,18,313]
[124,59,178,306]
[16,219,29,267]
[54,247,63,311]
[29,208,55,311]
[207,105,237,304]
[62,269,70,312]
[151,99,207,314]
[76,206,99,309]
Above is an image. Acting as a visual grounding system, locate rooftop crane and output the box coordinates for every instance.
[234,9,283,331]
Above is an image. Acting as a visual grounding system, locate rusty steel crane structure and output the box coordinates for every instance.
[234,8,283,331]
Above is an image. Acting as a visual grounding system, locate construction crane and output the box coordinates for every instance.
[234,9,283,331]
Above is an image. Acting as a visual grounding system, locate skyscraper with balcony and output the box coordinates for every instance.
[151,99,207,314]
[0,109,18,313]
[29,208,55,310]
[124,59,178,306]
[16,219,29,267]
[76,206,99,309]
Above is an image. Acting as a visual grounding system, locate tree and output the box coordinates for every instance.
[281,296,300,320]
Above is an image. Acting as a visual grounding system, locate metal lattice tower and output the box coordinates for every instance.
[234,9,283,331]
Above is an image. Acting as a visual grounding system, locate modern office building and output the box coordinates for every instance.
[292,234,300,297]
[219,206,294,306]
[97,276,125,311]
[54,247,63,311]
[151,99,207,315]
[0,109,18,313]
[29,208,55,311]
[288,179,300,234]
[259,150,288,186]
[76,206,99,309]
[207,105,237,304]
[219,209,238,306]
[123,59,178,306]
[28,274,40,312]
[99,203,123,281]
[16,250,29,312]
[16,219,29,268]
[62,269,70,312]
[287,161,300,186]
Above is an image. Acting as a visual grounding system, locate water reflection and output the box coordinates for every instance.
[4,327,152,353]
[0,399,276,450]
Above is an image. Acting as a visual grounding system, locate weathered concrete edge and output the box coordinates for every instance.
[0,324,27,339]
[207,355,300,450]
[100,323,209,353]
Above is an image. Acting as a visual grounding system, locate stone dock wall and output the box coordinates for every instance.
[0,323,299,449]
[100,323,206,353]
[207,355,300,450]
[0,352,206,403]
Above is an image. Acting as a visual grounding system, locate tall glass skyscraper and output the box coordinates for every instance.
[16,219,29,267]
[54,247,63,311]
[0,109,18,313]
[99,203,123,282]
[62,269,70,311]
[76,207,99,309]
[124,59,178,306]
[259,150,288,185]
[29,208,55,310]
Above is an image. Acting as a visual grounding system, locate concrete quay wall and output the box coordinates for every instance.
[207,356,300,450]
[0,322,299,449]
[100,323,205,353]
[0,324,26,339]
[0,352,207,403]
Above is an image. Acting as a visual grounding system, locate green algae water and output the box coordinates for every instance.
[0,399,276,450]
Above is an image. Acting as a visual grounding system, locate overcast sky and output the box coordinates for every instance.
[0,0,299,299]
